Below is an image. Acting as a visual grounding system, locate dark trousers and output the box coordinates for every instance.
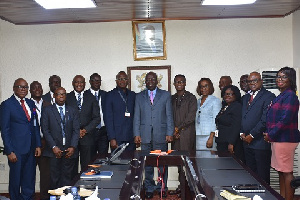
[244,147,271,184]
[95,127,109,155]
[36,156,50,199]
[141,142,168,193]
[111,141,136,153]
[8,149,36,200]
[49,157,76,189]
[36,139,51,200]
[79,144,96,172]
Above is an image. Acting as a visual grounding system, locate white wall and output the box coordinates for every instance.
[0,15,294,192]
[294,10,300,68]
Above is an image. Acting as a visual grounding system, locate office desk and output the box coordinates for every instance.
[74,150,283,200]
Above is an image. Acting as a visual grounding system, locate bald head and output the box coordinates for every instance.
[247,72,263,92]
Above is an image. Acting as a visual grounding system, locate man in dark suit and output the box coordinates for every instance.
[105,71,136,151]
[134,72,174,199]
[86,73,109,155]
[41,87,80,189]
[30,81,51,200]
[42,75,61,104]
[0,78,41,200]
[66,75,100,172]
[240,72,275,184]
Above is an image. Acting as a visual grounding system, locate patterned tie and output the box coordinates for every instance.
[77,93,82,110]
[95,92,99,101]
[59,107,65,138]
[20,99,30,121]
[150,91,154,105]
[249,94,254,105]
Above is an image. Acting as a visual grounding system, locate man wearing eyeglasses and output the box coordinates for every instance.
[85,73,109,156]
[0,78,41,200]
[41,87,80,189]
[240,72,275,184]
[105,71,136,151]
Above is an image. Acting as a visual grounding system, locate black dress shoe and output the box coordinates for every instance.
[162,191,167,198]
[145,192,153,199]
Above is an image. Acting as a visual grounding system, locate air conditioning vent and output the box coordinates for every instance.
[262,71,278,89]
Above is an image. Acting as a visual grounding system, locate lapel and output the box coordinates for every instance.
[199,95,211,110]
[12,96,30,121]
[243,88,264,117]
[142,90,152,106]
[51,105,62,127]
[152,88,162,107]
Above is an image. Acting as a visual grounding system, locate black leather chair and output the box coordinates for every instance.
[291,176,300,189]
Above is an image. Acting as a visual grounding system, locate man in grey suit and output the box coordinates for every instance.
[41,87,80,189]
[134,72,174,199]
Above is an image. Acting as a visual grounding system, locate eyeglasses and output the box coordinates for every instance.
[276,75,288,80]
[55,93,66,96]
[200,85,209,89]
[116,78,128,81]
[174,81,186,84]
[225,93,234,96]
[14,85,29,90]
[247,79,261,84]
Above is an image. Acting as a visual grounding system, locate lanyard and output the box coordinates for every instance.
[118,90,128,112]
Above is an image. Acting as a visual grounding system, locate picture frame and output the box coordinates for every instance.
[132,21,167,61]
[127,65,171,93]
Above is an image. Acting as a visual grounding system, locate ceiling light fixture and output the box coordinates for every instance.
[202,0,256,5]
[34,0,96,9]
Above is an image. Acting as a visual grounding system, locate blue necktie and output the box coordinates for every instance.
[59,107,65,138]
[95,92,99,101]
[77,93,82,110]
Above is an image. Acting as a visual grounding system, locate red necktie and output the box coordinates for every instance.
[20,99,31,121]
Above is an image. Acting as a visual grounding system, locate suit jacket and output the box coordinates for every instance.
[133,88,174,143]
[266,89,300,142]
[105,87,135,143]
[241,87,275,150]
[85,89,107,124]
[41,104,80,158]
[66,91,100,145]
[0,95,41,155]
[42,92,53,105]
[215,101,242,145]
[195,95,221,136]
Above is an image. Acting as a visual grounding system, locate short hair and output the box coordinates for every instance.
[221,76,232,84]
[90,73,101,80]
[221,85,242,104]
[116,71,127,79]
[146,71,157,80]
[278,66,297,93]
[49,75,61,84]
[174,74,186,82]
[196,78,215,95]
[30,81,42,90]
[240,74,249,79]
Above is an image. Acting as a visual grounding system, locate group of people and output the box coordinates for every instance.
[0,67,299,200]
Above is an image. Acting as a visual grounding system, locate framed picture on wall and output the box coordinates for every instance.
[127,65,171,92]
[132,21,167,61]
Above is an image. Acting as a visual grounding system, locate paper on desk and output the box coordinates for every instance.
[85,186,100,200]
[48,186,94,197]
[220,190,251,200]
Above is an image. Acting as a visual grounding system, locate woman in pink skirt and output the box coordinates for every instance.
[264,67,300,200]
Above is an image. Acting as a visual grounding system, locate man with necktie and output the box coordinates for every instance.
[30,81,51,200]
[1,78,41,200]
[134,72,174,199]
[240,72,275,184]
[105,71,136,152]
[42,75,61,105]
[86,73,109,155]
[41,87,80,189]
[66,75,100,174]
